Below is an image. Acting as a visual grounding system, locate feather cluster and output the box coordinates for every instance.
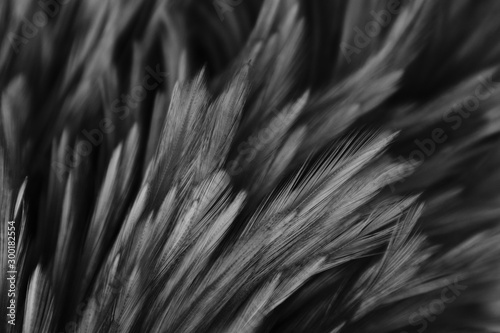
[1,0,500,332]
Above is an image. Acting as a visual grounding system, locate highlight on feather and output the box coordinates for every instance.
[1,0,500,332]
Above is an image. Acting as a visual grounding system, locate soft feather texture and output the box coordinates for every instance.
[1,0,500,332]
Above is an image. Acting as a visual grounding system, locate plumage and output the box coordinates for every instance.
[1,0,500,332]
